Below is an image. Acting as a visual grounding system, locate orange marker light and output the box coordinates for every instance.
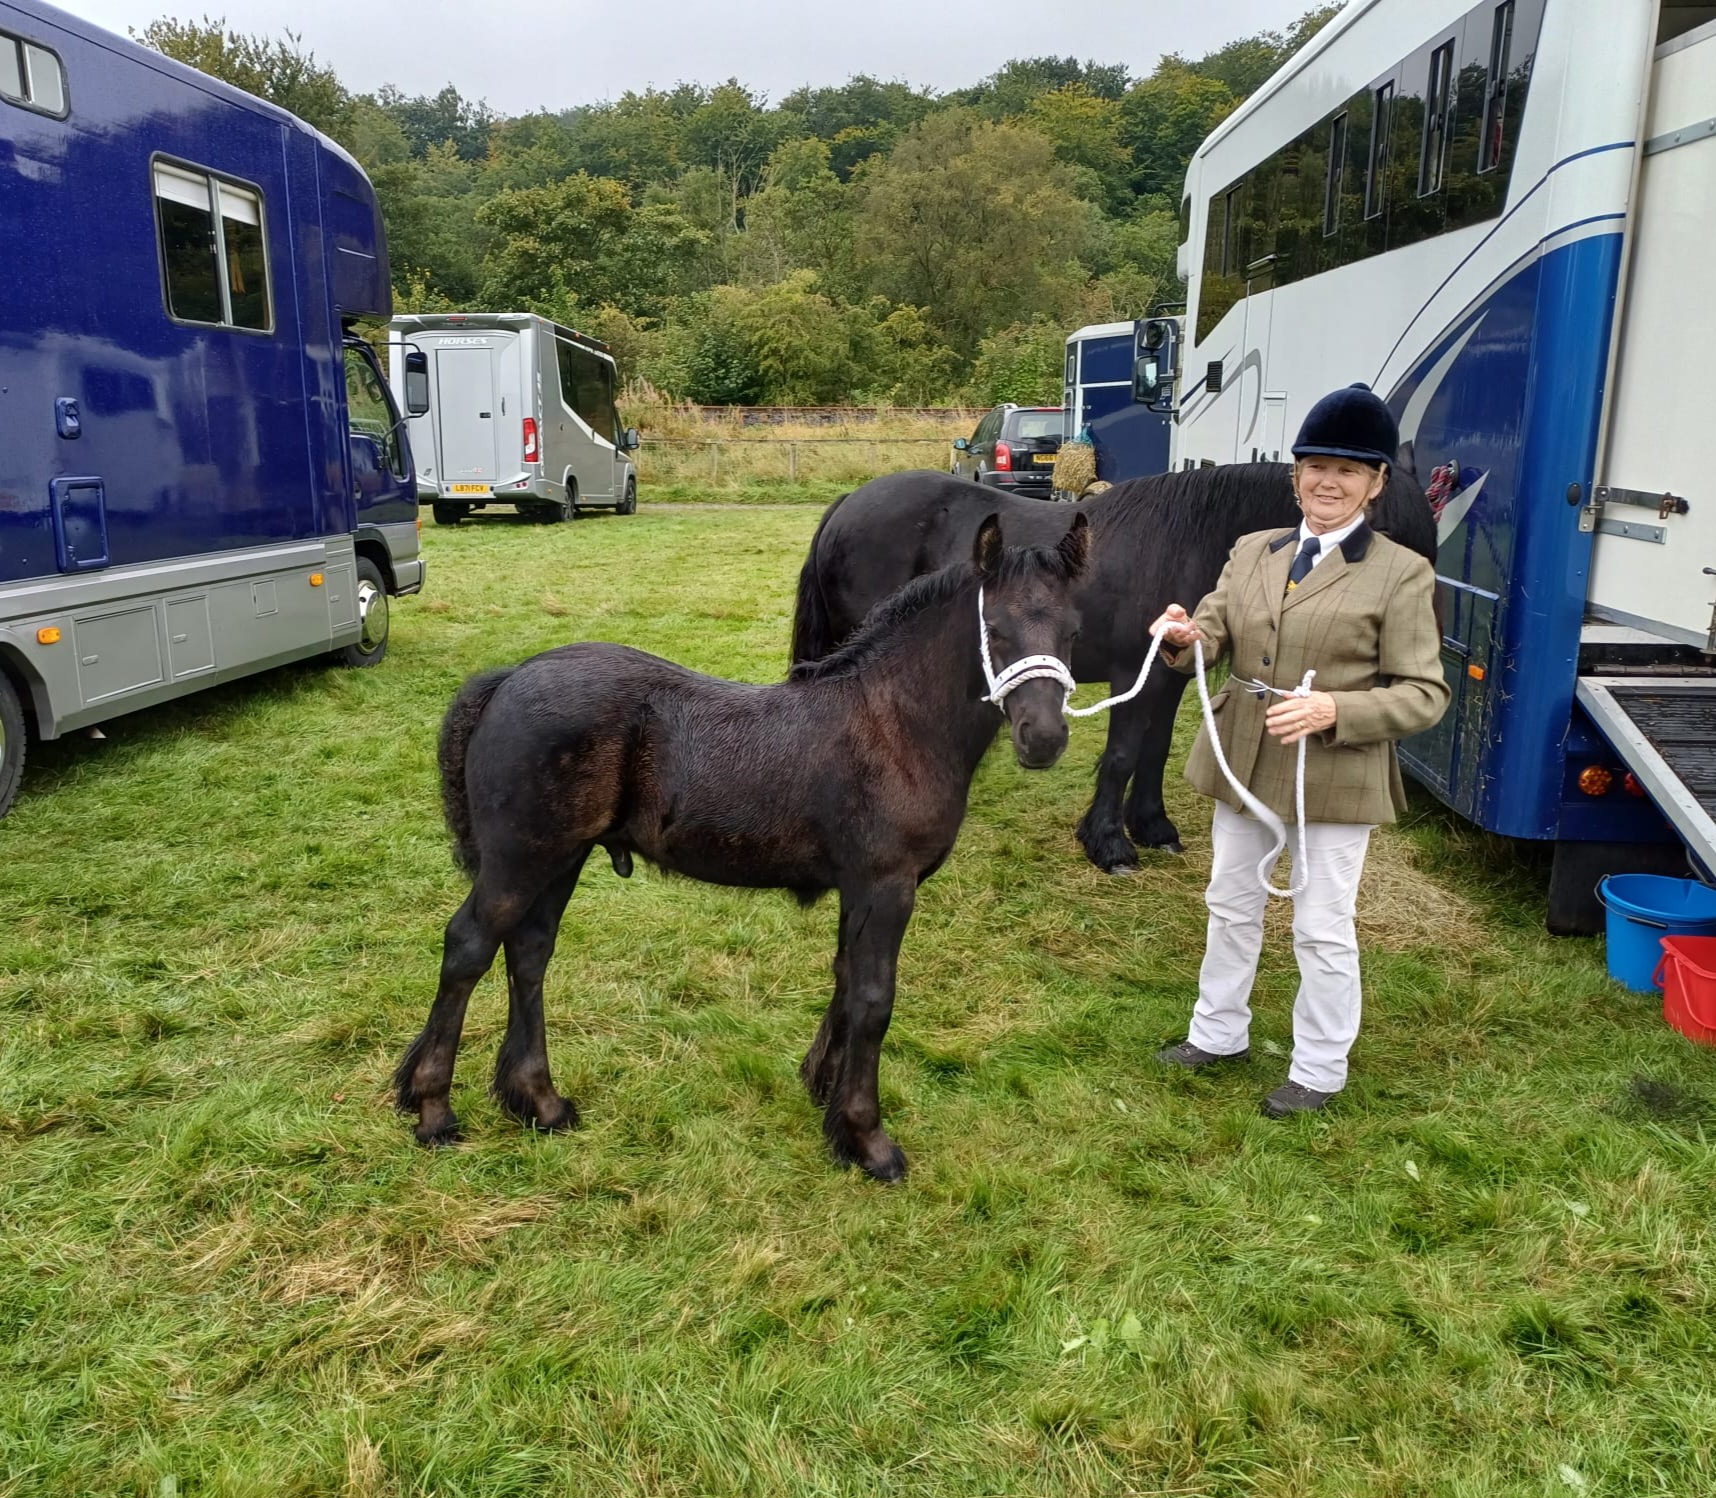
[1467,663,1486,680]
[36,626,61,645]
[1623,772,1646,798]
[1578,765,1613,797]
[309,573,324,587]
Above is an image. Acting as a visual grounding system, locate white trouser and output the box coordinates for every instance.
[1186,800,1375,1093]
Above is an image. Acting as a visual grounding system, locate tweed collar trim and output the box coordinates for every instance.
[1267,520,1374,564]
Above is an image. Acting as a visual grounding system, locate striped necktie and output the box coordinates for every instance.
[1286,535,1321,591]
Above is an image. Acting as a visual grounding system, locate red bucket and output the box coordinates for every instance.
[1655,936,1716,1047]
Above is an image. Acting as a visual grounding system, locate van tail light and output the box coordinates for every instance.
[522,417,540,463]
[994,440,1012,471]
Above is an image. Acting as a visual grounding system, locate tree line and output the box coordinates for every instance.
[140,10,1339,406]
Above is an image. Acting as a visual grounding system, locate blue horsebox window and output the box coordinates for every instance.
[153,162,273,332]
[0,31,68,117]
[1079,336,1135,386]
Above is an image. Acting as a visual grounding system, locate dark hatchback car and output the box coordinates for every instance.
[951,404,1064,497]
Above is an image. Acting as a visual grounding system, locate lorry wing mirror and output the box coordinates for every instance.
[622,427,641,452]
[403,347,430,417]
[1133,317,1180,410]
[1132,356,1161,405]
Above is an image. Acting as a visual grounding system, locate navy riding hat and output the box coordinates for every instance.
[1291,383,1398,469]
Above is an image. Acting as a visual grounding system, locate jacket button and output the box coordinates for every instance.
[1262,654,1271,666]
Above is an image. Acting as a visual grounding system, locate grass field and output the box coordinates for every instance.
[3,506,1714,1497]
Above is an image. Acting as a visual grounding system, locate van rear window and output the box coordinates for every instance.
[154,162,273,332]
[1010,412,1063,441]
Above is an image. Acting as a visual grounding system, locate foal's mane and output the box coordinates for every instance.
[1090,463,1297,555]
[790,544,1077,684]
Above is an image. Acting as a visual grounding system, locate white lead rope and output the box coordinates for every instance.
[977,588,1314,898]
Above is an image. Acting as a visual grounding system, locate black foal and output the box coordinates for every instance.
[396,513,1090,1180]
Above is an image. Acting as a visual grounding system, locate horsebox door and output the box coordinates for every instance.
[435,346,498,486]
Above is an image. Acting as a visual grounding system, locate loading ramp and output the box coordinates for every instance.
[1577,677,1716,877]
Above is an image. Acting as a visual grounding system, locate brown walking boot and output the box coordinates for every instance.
[1156,1041,1250,1071]
[1261,1081,1336,1117]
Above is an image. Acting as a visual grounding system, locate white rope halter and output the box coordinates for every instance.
[976,590,1314,898]
[977,586,1080,706]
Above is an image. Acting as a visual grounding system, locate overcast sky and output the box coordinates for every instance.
[65,0,1325,114]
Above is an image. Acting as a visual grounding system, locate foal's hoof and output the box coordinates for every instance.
[827,1117,909,1183]
[529,1098,580,1134]
[861,1143,909,1183]
[495,1079,581,1134]
[413,1113,461,1147]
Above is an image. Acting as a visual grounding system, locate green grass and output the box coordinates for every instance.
[3,506,1714,1497]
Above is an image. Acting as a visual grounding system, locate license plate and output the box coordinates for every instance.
[449,483,488,495]
[1028,452,1049,465]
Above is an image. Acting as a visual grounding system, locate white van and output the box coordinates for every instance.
[389,312,639,524]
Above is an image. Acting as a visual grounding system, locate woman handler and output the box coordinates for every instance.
[1149,385,1451,1116]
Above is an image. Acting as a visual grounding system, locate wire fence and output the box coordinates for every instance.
[676,406,988,423]
[637,436,956,488]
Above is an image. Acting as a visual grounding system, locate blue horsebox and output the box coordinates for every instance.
[0,0,426,817]
[1062,320,1174,484]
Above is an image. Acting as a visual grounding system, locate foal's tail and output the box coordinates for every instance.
[788,491,848,667]
[438,666,516,874]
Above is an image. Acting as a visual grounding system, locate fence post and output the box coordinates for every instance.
[710,441,719,483]
[789,442,797,482]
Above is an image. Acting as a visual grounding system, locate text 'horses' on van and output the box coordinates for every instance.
[389,313,639,526]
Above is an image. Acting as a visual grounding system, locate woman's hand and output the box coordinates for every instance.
[1266,690,1338,745]
[1150,604,1200,648]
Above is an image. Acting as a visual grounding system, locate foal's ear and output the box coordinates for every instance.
[1057,510,1091,577]
[973,513,1004,579]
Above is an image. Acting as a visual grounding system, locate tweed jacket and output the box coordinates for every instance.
[1165,522,1450,826]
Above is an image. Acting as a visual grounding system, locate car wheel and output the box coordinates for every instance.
[0,672,26,821]
[618,477,637,515]
[432,502,468,526]
[337,558,390,669]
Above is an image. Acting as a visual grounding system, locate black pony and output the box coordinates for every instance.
[789,463,1437,873]
[396,514,1091,1181]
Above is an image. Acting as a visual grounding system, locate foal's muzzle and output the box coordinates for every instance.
[1006,680,1071,769]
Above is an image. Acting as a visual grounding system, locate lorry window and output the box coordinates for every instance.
[559,339,620,442]
[555,338,580,415]
[1478,1,1516,173]
[0,31,67,116]
[0,37,21,100]
[153,161,273,332]
[219,183,269,329]
[344,346,404,477]
[1418,40,1455,196]
[1364,83,1394,220]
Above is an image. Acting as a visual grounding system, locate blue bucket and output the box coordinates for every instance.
[1597,875,1716,992]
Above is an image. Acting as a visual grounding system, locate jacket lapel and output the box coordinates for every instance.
[1262,529,1297,630]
